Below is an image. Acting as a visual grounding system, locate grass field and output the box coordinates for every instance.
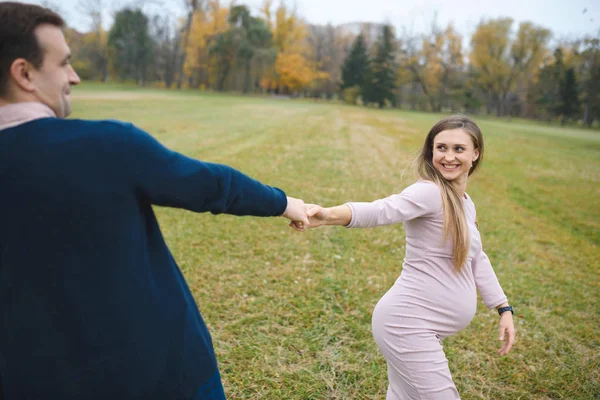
[71,83,599,399]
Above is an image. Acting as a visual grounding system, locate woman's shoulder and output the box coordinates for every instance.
[402,179,441,195]
[399,180,443,209]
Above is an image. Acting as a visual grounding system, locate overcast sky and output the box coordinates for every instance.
[9,0,600,41]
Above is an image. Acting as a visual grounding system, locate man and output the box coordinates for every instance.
[0,2,309,399]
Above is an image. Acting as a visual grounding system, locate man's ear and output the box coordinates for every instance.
[9,58,37,93]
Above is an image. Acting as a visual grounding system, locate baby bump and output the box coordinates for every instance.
[372,279,476,342]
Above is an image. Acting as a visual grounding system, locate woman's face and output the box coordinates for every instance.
[432,128,479,184]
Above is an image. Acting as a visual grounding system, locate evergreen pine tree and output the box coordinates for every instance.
[533,48,564,121]
[550,49,565,118]
[340,34,369,90]
[559,68,580,124]
[363,25,396,108]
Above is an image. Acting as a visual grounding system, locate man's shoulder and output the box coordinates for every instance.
[34,118,149,145]
[50,118,135,133]
[18,117,136,136]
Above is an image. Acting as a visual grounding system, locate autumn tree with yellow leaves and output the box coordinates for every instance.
[469,18,551,116]
[260,1,327,94]
[67,0,109,81]
[398,22,464,112]
[183,0,230,89]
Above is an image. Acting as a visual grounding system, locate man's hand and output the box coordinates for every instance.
[282,196,310,231]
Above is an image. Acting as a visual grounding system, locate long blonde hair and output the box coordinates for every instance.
[415,115,484,271]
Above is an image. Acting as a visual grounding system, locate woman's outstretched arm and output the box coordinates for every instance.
[306,204,352,228]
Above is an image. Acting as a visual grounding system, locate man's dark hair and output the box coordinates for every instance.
[0,2,65,96]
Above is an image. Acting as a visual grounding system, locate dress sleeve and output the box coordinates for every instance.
[345,181,442,228]
[472,248,508,309]
[115,123,287,216]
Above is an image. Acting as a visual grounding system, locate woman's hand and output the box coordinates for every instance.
[498,312,516,356]
[306,204,328,228]
[289,204,351,231]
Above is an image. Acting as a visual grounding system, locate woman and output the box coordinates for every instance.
[302,115,515,399]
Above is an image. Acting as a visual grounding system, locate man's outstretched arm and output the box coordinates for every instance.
[115,123,308,226]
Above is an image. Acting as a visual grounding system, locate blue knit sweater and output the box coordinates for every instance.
[0,118,287,399]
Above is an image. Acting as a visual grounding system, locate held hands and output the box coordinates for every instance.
[286,202,351,231]
[498,312,516,356]
[283,199,328,232]
[287,204,326,231]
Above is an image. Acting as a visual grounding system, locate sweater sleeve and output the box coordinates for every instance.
[115,123,287,216]
[472,248,508,309]
[345,181,442,228]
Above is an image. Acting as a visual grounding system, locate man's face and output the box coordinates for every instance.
[29,24,80,118]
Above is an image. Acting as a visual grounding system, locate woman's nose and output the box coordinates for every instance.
[444,152,456,161]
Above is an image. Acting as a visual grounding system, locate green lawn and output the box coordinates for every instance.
[71,83,600,399]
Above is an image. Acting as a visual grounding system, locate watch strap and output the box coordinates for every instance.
[498,305,514,316]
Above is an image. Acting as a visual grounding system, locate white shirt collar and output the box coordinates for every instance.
[0,102,57,131]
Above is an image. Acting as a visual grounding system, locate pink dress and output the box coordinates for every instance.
[346,180,507,399]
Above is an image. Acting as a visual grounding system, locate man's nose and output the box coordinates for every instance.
[68,65,81,85]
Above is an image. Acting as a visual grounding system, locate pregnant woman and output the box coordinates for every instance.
[302,115,516,399]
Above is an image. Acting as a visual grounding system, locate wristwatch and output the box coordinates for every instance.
[497,305,514,316]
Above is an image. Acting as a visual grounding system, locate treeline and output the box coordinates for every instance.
[64,0,600,126]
